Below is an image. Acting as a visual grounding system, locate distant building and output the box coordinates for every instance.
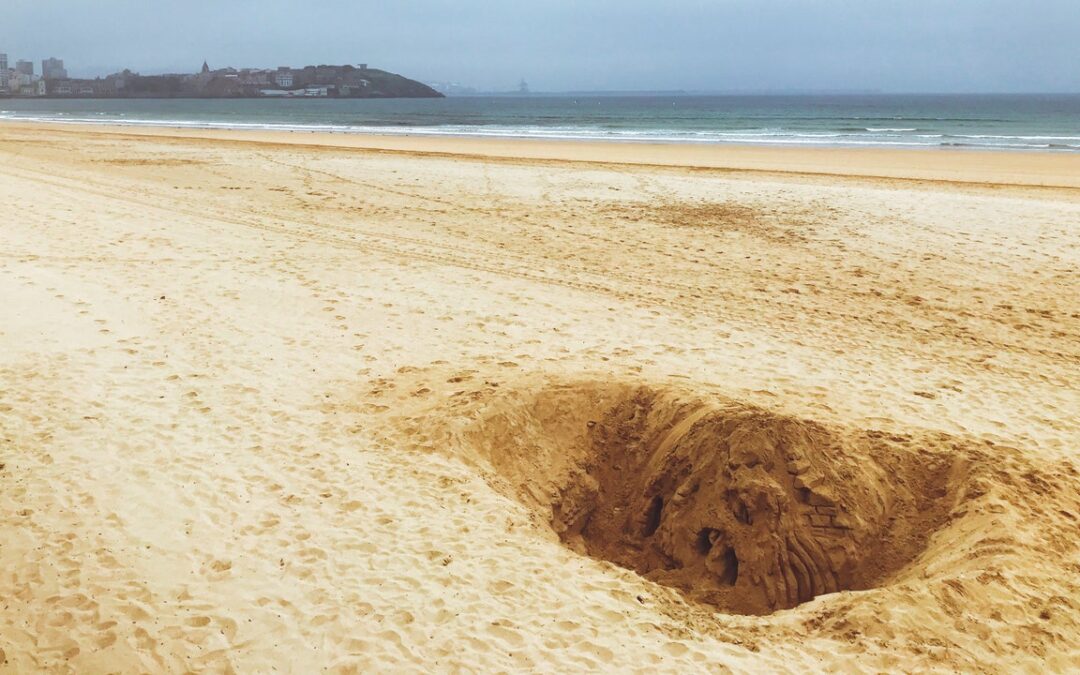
[42,57,67,80]
[274,68,293,88]
[16,60,34,76]
[0,53,8,91]
[21,80,47,97]
[97,71,127,96]
[201,61,210,75]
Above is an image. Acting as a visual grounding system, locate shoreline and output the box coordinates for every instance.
[5,120,1080,188]
[5,114,1079,153]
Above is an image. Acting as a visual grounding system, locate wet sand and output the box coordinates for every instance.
[1,122,1078,672]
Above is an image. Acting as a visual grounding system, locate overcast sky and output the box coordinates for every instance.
[3,0,1079,92]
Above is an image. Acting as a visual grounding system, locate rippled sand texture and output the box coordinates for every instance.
[1,123,1078,673]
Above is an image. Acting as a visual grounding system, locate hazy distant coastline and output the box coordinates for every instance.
[0,62,441,99]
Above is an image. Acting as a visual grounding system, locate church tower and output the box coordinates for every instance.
[202,61,210,75]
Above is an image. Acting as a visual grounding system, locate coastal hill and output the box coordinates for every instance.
[349,67,444,99]
[19,63,443,99]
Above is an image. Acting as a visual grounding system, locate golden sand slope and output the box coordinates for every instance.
[0,123,1078,672]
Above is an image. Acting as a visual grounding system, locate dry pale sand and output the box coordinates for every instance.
[0,122,1078,673]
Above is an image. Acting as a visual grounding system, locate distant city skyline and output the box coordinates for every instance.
[3,0,1080,93]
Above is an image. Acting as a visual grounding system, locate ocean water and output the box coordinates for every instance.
[2,94,1079,151]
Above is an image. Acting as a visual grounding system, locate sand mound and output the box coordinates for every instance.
[443,378,1074,618]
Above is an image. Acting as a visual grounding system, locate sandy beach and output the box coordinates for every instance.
[1,121,1078,672]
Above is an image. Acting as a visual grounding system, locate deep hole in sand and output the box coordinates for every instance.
[465,382,963,615]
